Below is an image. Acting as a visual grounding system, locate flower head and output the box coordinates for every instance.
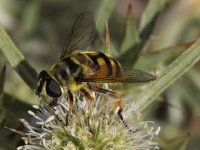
[18,91,160,150]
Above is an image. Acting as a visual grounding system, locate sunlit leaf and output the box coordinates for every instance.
[0,25,38,90]
[127,39,200,113]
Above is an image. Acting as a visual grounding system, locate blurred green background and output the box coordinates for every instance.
[0,0,200,149]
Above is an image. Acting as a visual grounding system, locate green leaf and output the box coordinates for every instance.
[103,22,119,57]
[139,12,160,41]
[0,92,32,132]
[175,81,200,112]
[186,68,200,91]
[139,0,166,36]
[95,0,117,34]
[0,63,6,106]
[3,92,32,117]
[0,25,38,90]
[129,39,200,113]
[121,4,139,54]
[118,1,166,67]
[118,41,144,67]
[135,43,190,70]
[0,63,6,125]
[21,0,39,35]
[0,92,32,150]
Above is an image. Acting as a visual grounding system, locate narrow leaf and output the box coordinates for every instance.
[95,0,117,34]
[135,42,193,70]
[104,21,119,57]
[127,39,200,113]
[0,64,6,105]
[186,68,200,90]
[118,1,166,67]
[0,63,6,124]
[118,41,144,67]
[104,21,110,53]
[139,0,166,35]
[139,12,159,41]
[175,80,200,111]
[0,25,38,90]
[121,3,139,53]
[21,0,39,35]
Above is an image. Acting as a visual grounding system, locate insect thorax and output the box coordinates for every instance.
[49,53,90,91]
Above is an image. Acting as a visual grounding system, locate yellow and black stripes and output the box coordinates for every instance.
[64,57,80,75]
[110,58,122,77]
[87,52,111,76]
[86,52,122,78]
[51,56,82,84]
[49,51,123,90]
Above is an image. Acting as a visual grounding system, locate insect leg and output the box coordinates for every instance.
[80,88,95,134]
[49,98,58,107]
[68,90,74,111]
[87,83,134,132]
[66,90,74,126]
[80,88,94,102]
[87,83,123,107]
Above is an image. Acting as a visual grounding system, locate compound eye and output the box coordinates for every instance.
[38,70,48,82]
[46,79,61,98]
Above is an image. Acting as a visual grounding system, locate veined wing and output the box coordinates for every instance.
[60,12,95,60]
[82,68,156,83]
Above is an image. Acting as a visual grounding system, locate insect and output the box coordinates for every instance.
[36,12,156,119]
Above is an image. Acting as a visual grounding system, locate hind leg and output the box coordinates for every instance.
[87,83,123,108]
[87,83,130,129]
[80,88,95,134]
[68,90,74,111]
[80,88,94,102]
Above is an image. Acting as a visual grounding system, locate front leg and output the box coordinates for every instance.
[68,90,74,111]
[49,98,58,108]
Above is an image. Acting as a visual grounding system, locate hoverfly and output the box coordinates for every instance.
[36,12,156,118]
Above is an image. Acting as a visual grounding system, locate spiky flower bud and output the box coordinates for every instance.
[17,91,160,150]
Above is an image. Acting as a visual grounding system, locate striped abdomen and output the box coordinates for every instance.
[84,51,123,80]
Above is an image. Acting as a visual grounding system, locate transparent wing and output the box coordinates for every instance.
[60,12,96,60]
[82,68,156,83]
